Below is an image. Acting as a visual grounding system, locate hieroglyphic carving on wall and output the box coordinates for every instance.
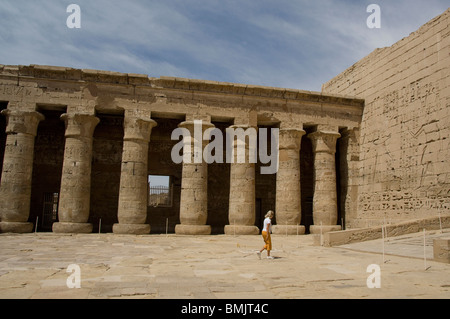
[358,76,449,220]
[358,188,450,216]
[1,85,33,99]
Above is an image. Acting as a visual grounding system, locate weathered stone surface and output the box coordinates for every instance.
[433,238,450,263]
[273,128,306,235]
[53,113,99,233]
[323,8,450,228]
[1,232,450,299]
[52,222,93,234]
[176,120,214,235]
[0,221,34,233]
[112,223,151,235]
[226,125,259,235]
[0,110,43,233]
[0,65,364,235]
[308,129,341,234]
[323,215,450,246]
[174,224,211,235]
[113,113,157,235]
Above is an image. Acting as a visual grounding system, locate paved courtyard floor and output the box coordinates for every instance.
[0,229,449,299]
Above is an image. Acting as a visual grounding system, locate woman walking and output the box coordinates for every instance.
[257,210,274,259]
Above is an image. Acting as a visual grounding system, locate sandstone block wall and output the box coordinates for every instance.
[323,9,450,228]
[433,237,450,263]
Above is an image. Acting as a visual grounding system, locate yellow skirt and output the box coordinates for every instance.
[262,231,272,251]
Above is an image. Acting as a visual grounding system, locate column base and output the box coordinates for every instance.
[224,225,260,235]
[0,222,34,233]
[52,222,93,234]
[113,223,150,235]
[272,225,305,235]
[309,225,341,234]
[175,224,211,235]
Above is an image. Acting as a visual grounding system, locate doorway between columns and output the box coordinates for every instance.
[0,101,7,184]
[300,127,314,234]
[89,113,124,233]
[29,107,66,232]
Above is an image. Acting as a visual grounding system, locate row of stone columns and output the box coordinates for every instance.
[0,109,343,235]
[279,128,341,234]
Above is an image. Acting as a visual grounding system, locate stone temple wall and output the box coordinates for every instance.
[323,9,450,228]
[0,64,363,234]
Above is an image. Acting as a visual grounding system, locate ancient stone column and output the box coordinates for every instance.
[175,120,214,235]
[224,124,259,235]
[0,110,44,233]
[308,129,341,234]
[53,113,100,233]
[272,128,306,235]
[113,115,157,234]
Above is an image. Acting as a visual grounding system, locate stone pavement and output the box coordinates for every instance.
[0,230,449,299]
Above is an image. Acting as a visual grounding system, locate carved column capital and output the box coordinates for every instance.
[123,116,157,142]
[178,119,214,132]
[61,113,100,139]
[308,130,341,154]
[1,109,44,136]
[279,128,306,150]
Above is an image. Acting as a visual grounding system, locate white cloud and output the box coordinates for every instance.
[0,0,448,91]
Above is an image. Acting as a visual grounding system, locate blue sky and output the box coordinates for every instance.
[0,1,448,91]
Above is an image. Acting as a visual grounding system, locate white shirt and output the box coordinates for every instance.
[263,217,272,233]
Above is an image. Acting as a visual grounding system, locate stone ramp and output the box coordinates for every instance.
[322,215,450,247]
[338,228,450,261]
